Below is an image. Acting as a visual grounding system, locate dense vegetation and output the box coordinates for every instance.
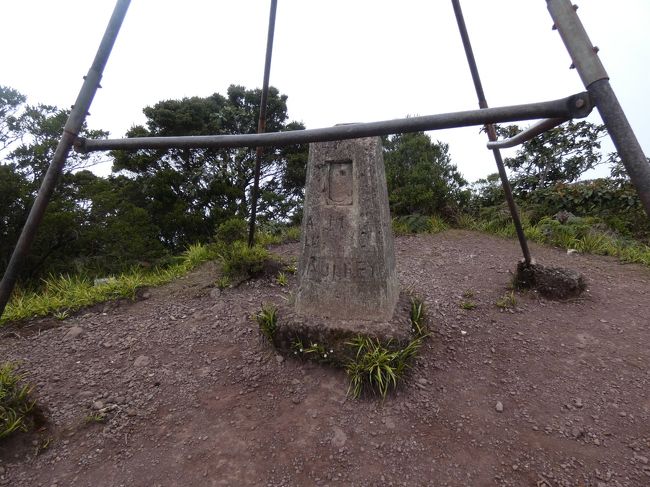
[1,83,649,306]
[1,84,307,284]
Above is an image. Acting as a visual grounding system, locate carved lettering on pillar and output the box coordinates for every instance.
[305,257,376,281]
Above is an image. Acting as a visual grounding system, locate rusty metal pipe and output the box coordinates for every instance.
[248,0,278,247]
[0,0,131,320]
[486,117,568,150]
[451,0,533,265]
[76,93,591,153]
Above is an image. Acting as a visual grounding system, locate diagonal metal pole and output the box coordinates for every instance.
[248,0,278,247]
[451,0,532,265]
[546,0,650,219]
[0,0,131,320]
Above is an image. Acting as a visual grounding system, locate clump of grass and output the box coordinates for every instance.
[465,212,650,269]
[462,289,475,298]
[84,412,107,424]
[456,214,478,230]
[276,272,288,287]
[215,276,231,290]
[460,300,477,310]
[495,291,517,309]
[392,214,448,236]
[219,241,271,280]
[283,226,301,242]
[284,263,298,275]
[255,225,301,246]
[1,363,36,440]
[2,243,216,326]
[409,297,428,338]
[345,336,423,399]
[256,304,278,342]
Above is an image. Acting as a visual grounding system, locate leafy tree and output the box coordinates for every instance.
[1,86,164,281]
[500,121,609,193]
[383,132,468,217]
[0,86,26,157]
[112,85,307,250]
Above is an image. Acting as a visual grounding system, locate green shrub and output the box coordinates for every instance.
[345,336,422,399]
[220,241,271,279]
[2,243,215,325]
[1,363,36,440]
[255,223,301,246]
[392,214,448,236]
[215,218,248,245]
[256,304,278,342]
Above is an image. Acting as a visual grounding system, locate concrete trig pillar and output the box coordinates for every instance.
[295,136,399,322]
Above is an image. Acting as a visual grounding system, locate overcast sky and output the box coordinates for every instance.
[2,0,649,182]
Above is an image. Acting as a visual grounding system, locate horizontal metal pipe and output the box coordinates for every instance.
[486,117,567,149]
[77,92,592,152]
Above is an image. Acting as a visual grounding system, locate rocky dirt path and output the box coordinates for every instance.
[1,230,649,486]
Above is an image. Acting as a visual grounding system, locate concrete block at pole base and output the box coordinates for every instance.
[515,260,586,300]
[295,136,399,321]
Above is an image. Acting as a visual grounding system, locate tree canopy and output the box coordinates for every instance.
[383,131,469,218]
[112,85,308,250]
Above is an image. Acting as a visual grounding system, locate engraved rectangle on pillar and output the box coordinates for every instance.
[327,160,353,206]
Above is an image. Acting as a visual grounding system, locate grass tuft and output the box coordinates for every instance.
[256,304,278,342]
[218,241,271,280]
[409,297,428,338]
[345,336,423,399]
[0,363,36,440]
[2,243,216,326]
[276,272,288,287]
[460,300,477,310]
[495,291,517,309]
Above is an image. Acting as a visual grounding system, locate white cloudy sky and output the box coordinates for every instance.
[2,0,649,182]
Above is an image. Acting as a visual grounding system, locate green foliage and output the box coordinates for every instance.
[409,297,428,338]
[392,214,448,236]
[1,243,215,325]
[500,121,608,193]
[521,179,648,241]
[215,276,231,290]
[345,336,423,399]
[256,304,278,342]
[384,132,469,218]
[84,413,107,424]
[0,363,36,440]
[1,85,307,286]
[460,300,477,310]
[219,241,271,280]
[276,272,288,286]
[495,291,517,309]
[464,210,650,268]
[215,218,248,245]
[291,339,332,363]
[255,224,301,246]
[112,85,308,249]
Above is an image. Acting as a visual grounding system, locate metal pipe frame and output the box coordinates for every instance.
[451,0,534,265]
[486,117,567,150]
[547,0,650,219]
[76,93,592,153]
[0,0,132,319]
[248,0,278,247]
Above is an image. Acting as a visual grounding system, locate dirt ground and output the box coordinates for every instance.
[1,229,649,487]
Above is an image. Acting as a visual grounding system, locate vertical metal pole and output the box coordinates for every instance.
[451,0,532,264]
[547,0,650,218]
[0,0,131,320]
[248,0,278,247]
